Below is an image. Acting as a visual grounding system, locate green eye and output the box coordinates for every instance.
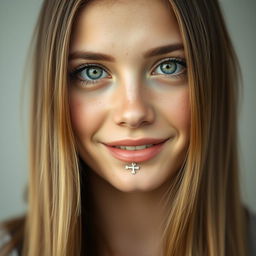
[153,58,186,77]
[159,62,177,74]
[69,64,111,88]
[80,66,108,81]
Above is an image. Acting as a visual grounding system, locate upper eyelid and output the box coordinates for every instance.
[70,63,111,77]
[152,57,186,69]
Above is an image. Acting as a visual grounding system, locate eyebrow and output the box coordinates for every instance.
[69,51,115,62]
[144,43,184,58]
[68,43,184,62]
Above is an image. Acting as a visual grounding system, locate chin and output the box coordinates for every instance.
[100,166,173,193]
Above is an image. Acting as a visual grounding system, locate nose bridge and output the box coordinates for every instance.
[112,72,155,128]
[123,74,142,104]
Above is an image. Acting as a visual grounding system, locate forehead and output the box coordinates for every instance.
[70,0,182,58]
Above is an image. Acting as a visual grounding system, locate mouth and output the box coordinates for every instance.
[113,144,154,150]
[103,138,170,163]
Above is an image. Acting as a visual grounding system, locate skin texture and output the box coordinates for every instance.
[68,0,190,255]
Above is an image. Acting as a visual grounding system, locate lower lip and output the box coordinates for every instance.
[104,141,168,163]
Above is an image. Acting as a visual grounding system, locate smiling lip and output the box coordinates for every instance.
[103,138,169,163]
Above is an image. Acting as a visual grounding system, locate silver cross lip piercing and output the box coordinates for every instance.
[125,162,140,175]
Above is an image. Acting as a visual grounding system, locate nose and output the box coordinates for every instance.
[112,81,155,129]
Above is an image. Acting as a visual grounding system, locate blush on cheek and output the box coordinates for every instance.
[163,89,191,131]
[69,92,106,138]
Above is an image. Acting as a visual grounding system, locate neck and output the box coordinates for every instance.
[85,170,170,256]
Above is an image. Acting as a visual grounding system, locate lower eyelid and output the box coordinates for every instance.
[151,66,186,76]
[152,69,187,81]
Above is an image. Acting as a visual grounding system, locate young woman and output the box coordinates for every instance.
[1,0,255,255]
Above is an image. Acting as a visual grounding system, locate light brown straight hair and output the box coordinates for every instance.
[0,0,248,255]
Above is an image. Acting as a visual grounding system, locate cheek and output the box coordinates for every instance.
[174,90,190,130]
[69,90,105,139]
[161,88,191,132]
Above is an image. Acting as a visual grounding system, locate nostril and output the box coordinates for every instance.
[140,120,151,127]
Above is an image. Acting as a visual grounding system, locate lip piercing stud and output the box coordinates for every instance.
[125,162,140,175]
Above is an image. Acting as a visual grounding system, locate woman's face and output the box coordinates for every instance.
[68,0,190,192]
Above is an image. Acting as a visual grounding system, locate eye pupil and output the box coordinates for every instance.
[160,62,176,74]
[86,67,103,79]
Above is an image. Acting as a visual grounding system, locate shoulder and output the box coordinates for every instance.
[0,227,19,256]
[247,208,256,256]
[0,216,25,256]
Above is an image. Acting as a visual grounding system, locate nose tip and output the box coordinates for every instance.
[113,94,155,129]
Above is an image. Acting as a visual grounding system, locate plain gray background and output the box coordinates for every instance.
[0,0,255,221]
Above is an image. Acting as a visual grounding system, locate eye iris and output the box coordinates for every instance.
[86,67,103,80]
[160,62,176,74]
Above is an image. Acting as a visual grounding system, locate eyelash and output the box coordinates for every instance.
[152,57,187,79]
[69,63,110,87]
[69,57,187,88]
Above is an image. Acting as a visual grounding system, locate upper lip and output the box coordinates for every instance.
[104,138,169,147]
